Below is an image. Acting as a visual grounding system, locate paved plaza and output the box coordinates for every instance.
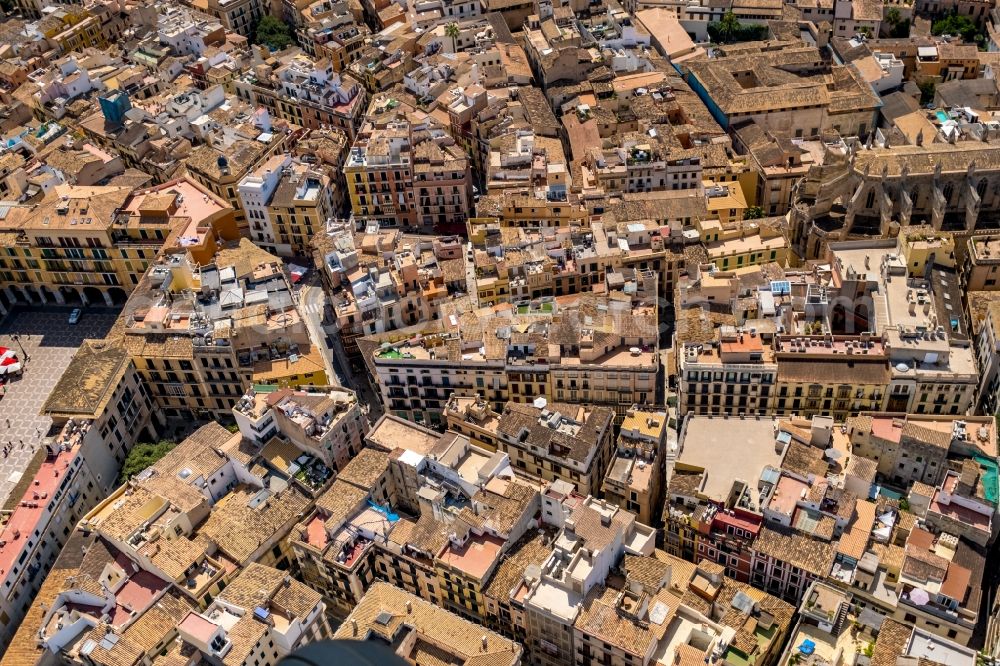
[0,307,117,506]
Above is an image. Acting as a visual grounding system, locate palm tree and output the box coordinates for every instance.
[445,22,460,53]
[717,11,741,43]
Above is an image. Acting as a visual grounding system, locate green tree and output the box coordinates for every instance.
[118,440,176,485]
[931,12,978,42]
[886,6,901,26]
[445,22,460,53]
[918,80,936,105]
[745,205,765,219]
[254,15,294,51]
[890,18,910,38]
[717,11,741,43]
[707,12,766,43]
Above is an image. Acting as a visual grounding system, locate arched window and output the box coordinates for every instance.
[978,178,988,198]
[865,188,876,209]
[943,182,954,204]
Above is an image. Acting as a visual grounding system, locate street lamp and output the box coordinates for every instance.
[10,334,28,362]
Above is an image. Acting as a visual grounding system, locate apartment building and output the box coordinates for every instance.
[495,400,616,497]
[238,156,335,256]
[696,214,790,272]
[976,293,1000,409]
[467,216,681,304]
[297,1,370,72]
[334,582,523,665]
[175,563,331,663]
[291,475,386,617]
[76,93,189,185]
[290,415,531,619]
[362,291,659,425]
[601,405,667,525]
[435,531,508,622]
[579,554,793,666]
[444,394,503,451]
[908,459,997,547]
[119,240,322,419]
[345,107,473,232]
[0,178,235,312]
[238,154,292,255]
[267,164,334,257]
[962,235,1000,291]
[578,132,704,195]
[486,130,567,196]
[678,238,977,419]
[156,6,227,56]
[845,413,996,490]
[27,3,128,56]
[233,384,368,472]
[314,224,458,368]
[0,423,123,651]
[666,416,794,578]
[18,421,324,663]
[777,582,980,666]
[185,129,297,230]
[666,415,989,645]
[234,50,367,138]
[521,496,656,665]
[474,189,588,230]
[482,529,555,642]
[200,0,267,37]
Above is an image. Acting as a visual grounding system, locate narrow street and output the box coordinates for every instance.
[298,279,384,423]
[464,242,479,306]
[299,283,342,387]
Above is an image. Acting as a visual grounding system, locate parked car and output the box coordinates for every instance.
[68,308,82,324]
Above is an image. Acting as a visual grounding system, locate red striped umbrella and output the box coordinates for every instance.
[0,347,21,375]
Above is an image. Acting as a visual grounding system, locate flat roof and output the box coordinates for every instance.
[0,445,78,578]
[438,533,505,580]
[677,416,783,505]
[906,629,976,666]
[367,414,440,454]
[526,579,582,622]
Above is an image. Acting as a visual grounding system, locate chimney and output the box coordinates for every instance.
[406,601,412,614]
[350,619,358,635]
[481,635,489,651]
